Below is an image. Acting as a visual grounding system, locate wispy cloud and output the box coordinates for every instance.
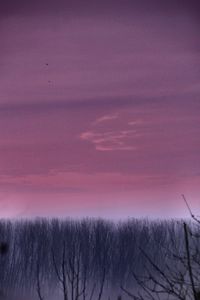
[128,120,143,126]
[94,113,119,124]
[80,129,137,151]
[80,112,144,151]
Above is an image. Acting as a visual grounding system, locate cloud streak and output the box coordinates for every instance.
[94,113,119,124]
[80,130,137,151]
[1,0,200,18]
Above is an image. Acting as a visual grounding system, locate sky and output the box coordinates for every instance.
[0,0,200,219]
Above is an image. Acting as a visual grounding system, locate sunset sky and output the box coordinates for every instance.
[0,0,200,219]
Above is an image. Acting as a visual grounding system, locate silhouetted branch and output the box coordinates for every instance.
[183,223,197,300]
[182,195,200,224]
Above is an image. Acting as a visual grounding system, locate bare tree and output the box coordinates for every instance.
[36,253,44,300]
[51,222,94,300]
[52,241,68,300]
[121,196,200,300]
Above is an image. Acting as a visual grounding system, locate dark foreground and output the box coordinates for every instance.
[0,218,198,300]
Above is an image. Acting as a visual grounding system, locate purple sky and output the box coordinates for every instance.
[0,0,200,218]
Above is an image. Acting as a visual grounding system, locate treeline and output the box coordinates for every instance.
[0,218,188,299]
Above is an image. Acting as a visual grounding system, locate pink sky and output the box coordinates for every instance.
[0,0,200,218]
